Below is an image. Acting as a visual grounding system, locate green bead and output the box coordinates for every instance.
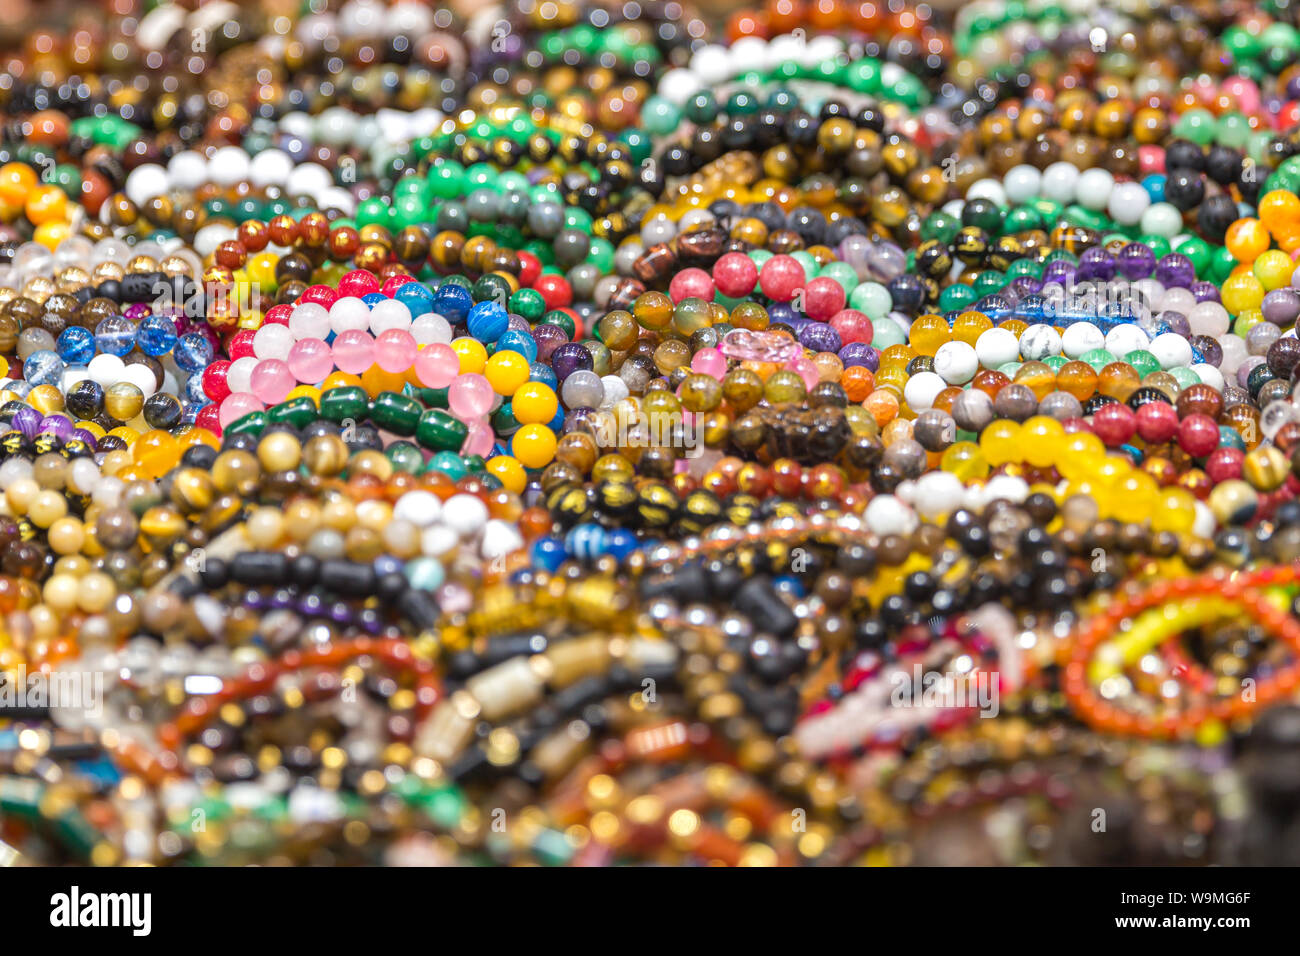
[226,411,267,437]
[426,451,468,480]
[510,288,546,321]
[417,409,470,452]
[541,311,575,338]
[939,283,977,312]
[371,391,423,436]
[319,386,371,424]
[385,440,424,473]
[428,161,466,199]
[1124,349,1161,377]
[1080,348,1116,372]
[266,396,319,430]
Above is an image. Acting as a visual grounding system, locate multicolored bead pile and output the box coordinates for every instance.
[6,0,1300,867]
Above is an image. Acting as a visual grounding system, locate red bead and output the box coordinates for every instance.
[202,360,232,403]
[534,273,573,310]
[712,252,758,297]
[195,404,222,435]
[298,284,339,309]
[800,276,845,320]
[1205,446,1244,483]
[381,274,416,297]
[339,269,380,298]
[1178,413,1221,457]
[828,308,873,345]
[668,267,715,303]
[517,251,543,288]
[1092,402,1136,446]
[227,329,257,361]
[1135,400,1178,443]
[758,254,806,303]
[263,304,293,326]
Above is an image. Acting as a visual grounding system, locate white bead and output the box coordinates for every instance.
[411,313,453,345]
[87,354,125,388]
[442,494,489,538]
[729,36,770,72]
[420,524,458,558]
[253,323,293,361]
[1061,322,1106,358]
[806,35,844,67]
[193,223,235,258]
[280,112,314,140]
[1150,331,1194,369]
[600,374,629,409]
[1002,165,1042,204]
[933,340,978,384]
[124,164,169,208]
[368,298,412,335]
[1190,363,1224,391]
[1108,181,1150,225]
[690,44,732,84]
[768,33,805,66]
[1159,286,1196,315]
[227,356,258,394]
[902,371,946,412]
[249,149,293,188]
[288,303,331,340]
[1017,324,1062,361]
[207,146,251,187]
[1140,202,1183,238]
[1040,162,1080,203]
[1104,323,1149,357]
[1074,167,1114,211]
[318,187,356,215]
[1219,334,1248,376]
[1188,301,1230,337]
[287,162,332,197]
[167,151,208,190]
[1192,501,1215,539]
[119,363,157,398]
[966,178,1007,206]
[329,297,371,335]
[480,519,524,560]
[913,472,964,520]
[393,490,442,527]
[657,68,701,106]
[983,474,1029,505]
[975,327,1020,368]
[864,495,917,536]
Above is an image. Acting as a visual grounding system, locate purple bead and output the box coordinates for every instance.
[71,428,97,449]
[1155,253,1195,288]
[328,601,352,625]
[1190,281,1220,303]
[1188,335,1223,367]
[1159,310,1191,337]
[768,302,798,326]
[38,415,74,440]
[124,303,151,321]
[507,314,530,332]
[1262,288,1300,326]
[1042,260,1077,286]
[1117,242,1156,280]
[532,322,569,362]
[299,593,324,617]
[1008,275,1042,297]
[799,322,841,352]
[550,342,593,381]
[838,342,875,368]
[1076,247,1117,281]
[11,405,40,439]
[1237,354,1266,388]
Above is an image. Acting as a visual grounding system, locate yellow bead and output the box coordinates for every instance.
[486,455,527,494]
[939,440,989,481]
[1253,249,1294,291]
[1221,272,1265,315]
[511,424,557,469]
[907,313,951,356]
[451,336,488,374]
[979,419,1021,466]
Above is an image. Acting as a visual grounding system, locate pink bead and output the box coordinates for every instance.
[790,355,820,391]
[690,347,727,379]
[332,329,375,374]
[1221,76,1261,115]
[758,254,806,303]
[287,337,335,384]
[713,252,758,298]
[448,373,495,420]
[374,328,417,373]
[829,309,874,345]
[1138,145,1165,176]
[218,391,265,428]
[414,343,460,388]
[669,267,715,303]
[801,276,846,320]
[461,418,495,457]
[249,358,295,405]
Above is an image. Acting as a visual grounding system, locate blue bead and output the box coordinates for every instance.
[137,313,179,357]
[605,528,638,561]
[546,407,565,432]
[496,329,538,362]
[174,332,214,374]
[530,535,566,573]
[94,315,137,357]
[184,374,209,403]
[565,524,607,560]
[1141,174,1166,203]
[23,350,64,388]
[361,292,387,308]
[467,301,508,342]
[56,326,95,364]
[395,282,435,317]
[432,283,473,323]
[528,362,558,388]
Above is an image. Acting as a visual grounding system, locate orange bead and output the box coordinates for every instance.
[840,365,875,402]
[1225,217,1271,262]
